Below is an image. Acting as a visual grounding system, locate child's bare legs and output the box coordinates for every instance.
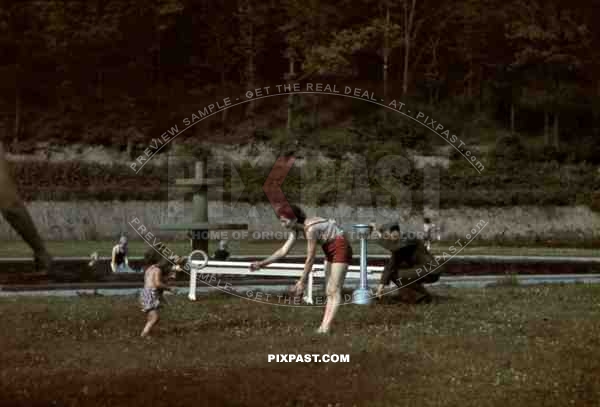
[141,310,159,337]
[318,263,347,333]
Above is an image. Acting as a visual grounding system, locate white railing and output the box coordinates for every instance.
[186,255,385,304]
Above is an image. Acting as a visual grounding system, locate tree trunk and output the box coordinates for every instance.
[156,31,161,113]
[287,93,294,132]
[96,69,103,100]
[552,76,560,150]
[383,5,390,122]
[220,68,228,137]
[240,0,255,129]
[426,37,440,108]
[477,65,483,113]
[14,65,21,144]
[544,110,550,145]
[553,112,559,149]
[510,102,515,134]
[246,42,255,128]
[402,0,416,95]
[217,37,228,137]
[287,57,295,132]
[126,140,133,159]
[248,8,255,126]
[466,56,473,98]
[312,94,320,129]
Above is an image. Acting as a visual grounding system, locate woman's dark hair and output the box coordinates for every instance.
[290,204,306,224]
[390,224,401,233]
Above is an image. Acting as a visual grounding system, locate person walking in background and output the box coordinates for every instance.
[423,217,440,253]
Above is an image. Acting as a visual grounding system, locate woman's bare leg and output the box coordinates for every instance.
[322,260,331,300]
[141,310,159,337]
[317,261,331,328]
[318,262,347,333]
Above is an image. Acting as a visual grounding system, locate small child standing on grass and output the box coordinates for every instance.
[139,249,180,337]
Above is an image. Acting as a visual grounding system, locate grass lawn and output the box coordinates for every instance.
[1,284,600,406]
[0,239,598,258]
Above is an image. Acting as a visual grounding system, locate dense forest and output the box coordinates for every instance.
[1,0,599,207]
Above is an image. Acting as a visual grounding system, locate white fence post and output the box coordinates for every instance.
[189,266,197,301]
[303,269,314,304]
[187,250,209,302]
[185,258,386,303]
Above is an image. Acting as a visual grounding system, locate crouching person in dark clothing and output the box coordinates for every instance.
[369,222,442,303]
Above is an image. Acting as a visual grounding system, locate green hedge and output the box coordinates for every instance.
[9,158,599,208]
[11,161,167,201]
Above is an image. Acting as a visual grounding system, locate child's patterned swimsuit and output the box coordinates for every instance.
[140,288,163,312]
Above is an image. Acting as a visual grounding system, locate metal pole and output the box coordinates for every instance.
[352,224,371,305]
[192,161,208,222]
[360,234,367,289]
[192,159,209,253]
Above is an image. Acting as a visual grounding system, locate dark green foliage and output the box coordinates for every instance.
[0,0,599,211]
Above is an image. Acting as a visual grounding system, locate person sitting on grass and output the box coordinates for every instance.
[250,203,352,334]
[212,239,230,261]
[139,249,180,337]
[111,235,130,273]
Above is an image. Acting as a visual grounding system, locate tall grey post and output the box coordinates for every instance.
[160,155,247,254]
[352,224,371,305]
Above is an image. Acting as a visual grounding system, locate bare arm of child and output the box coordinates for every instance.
[153,267,175,291]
